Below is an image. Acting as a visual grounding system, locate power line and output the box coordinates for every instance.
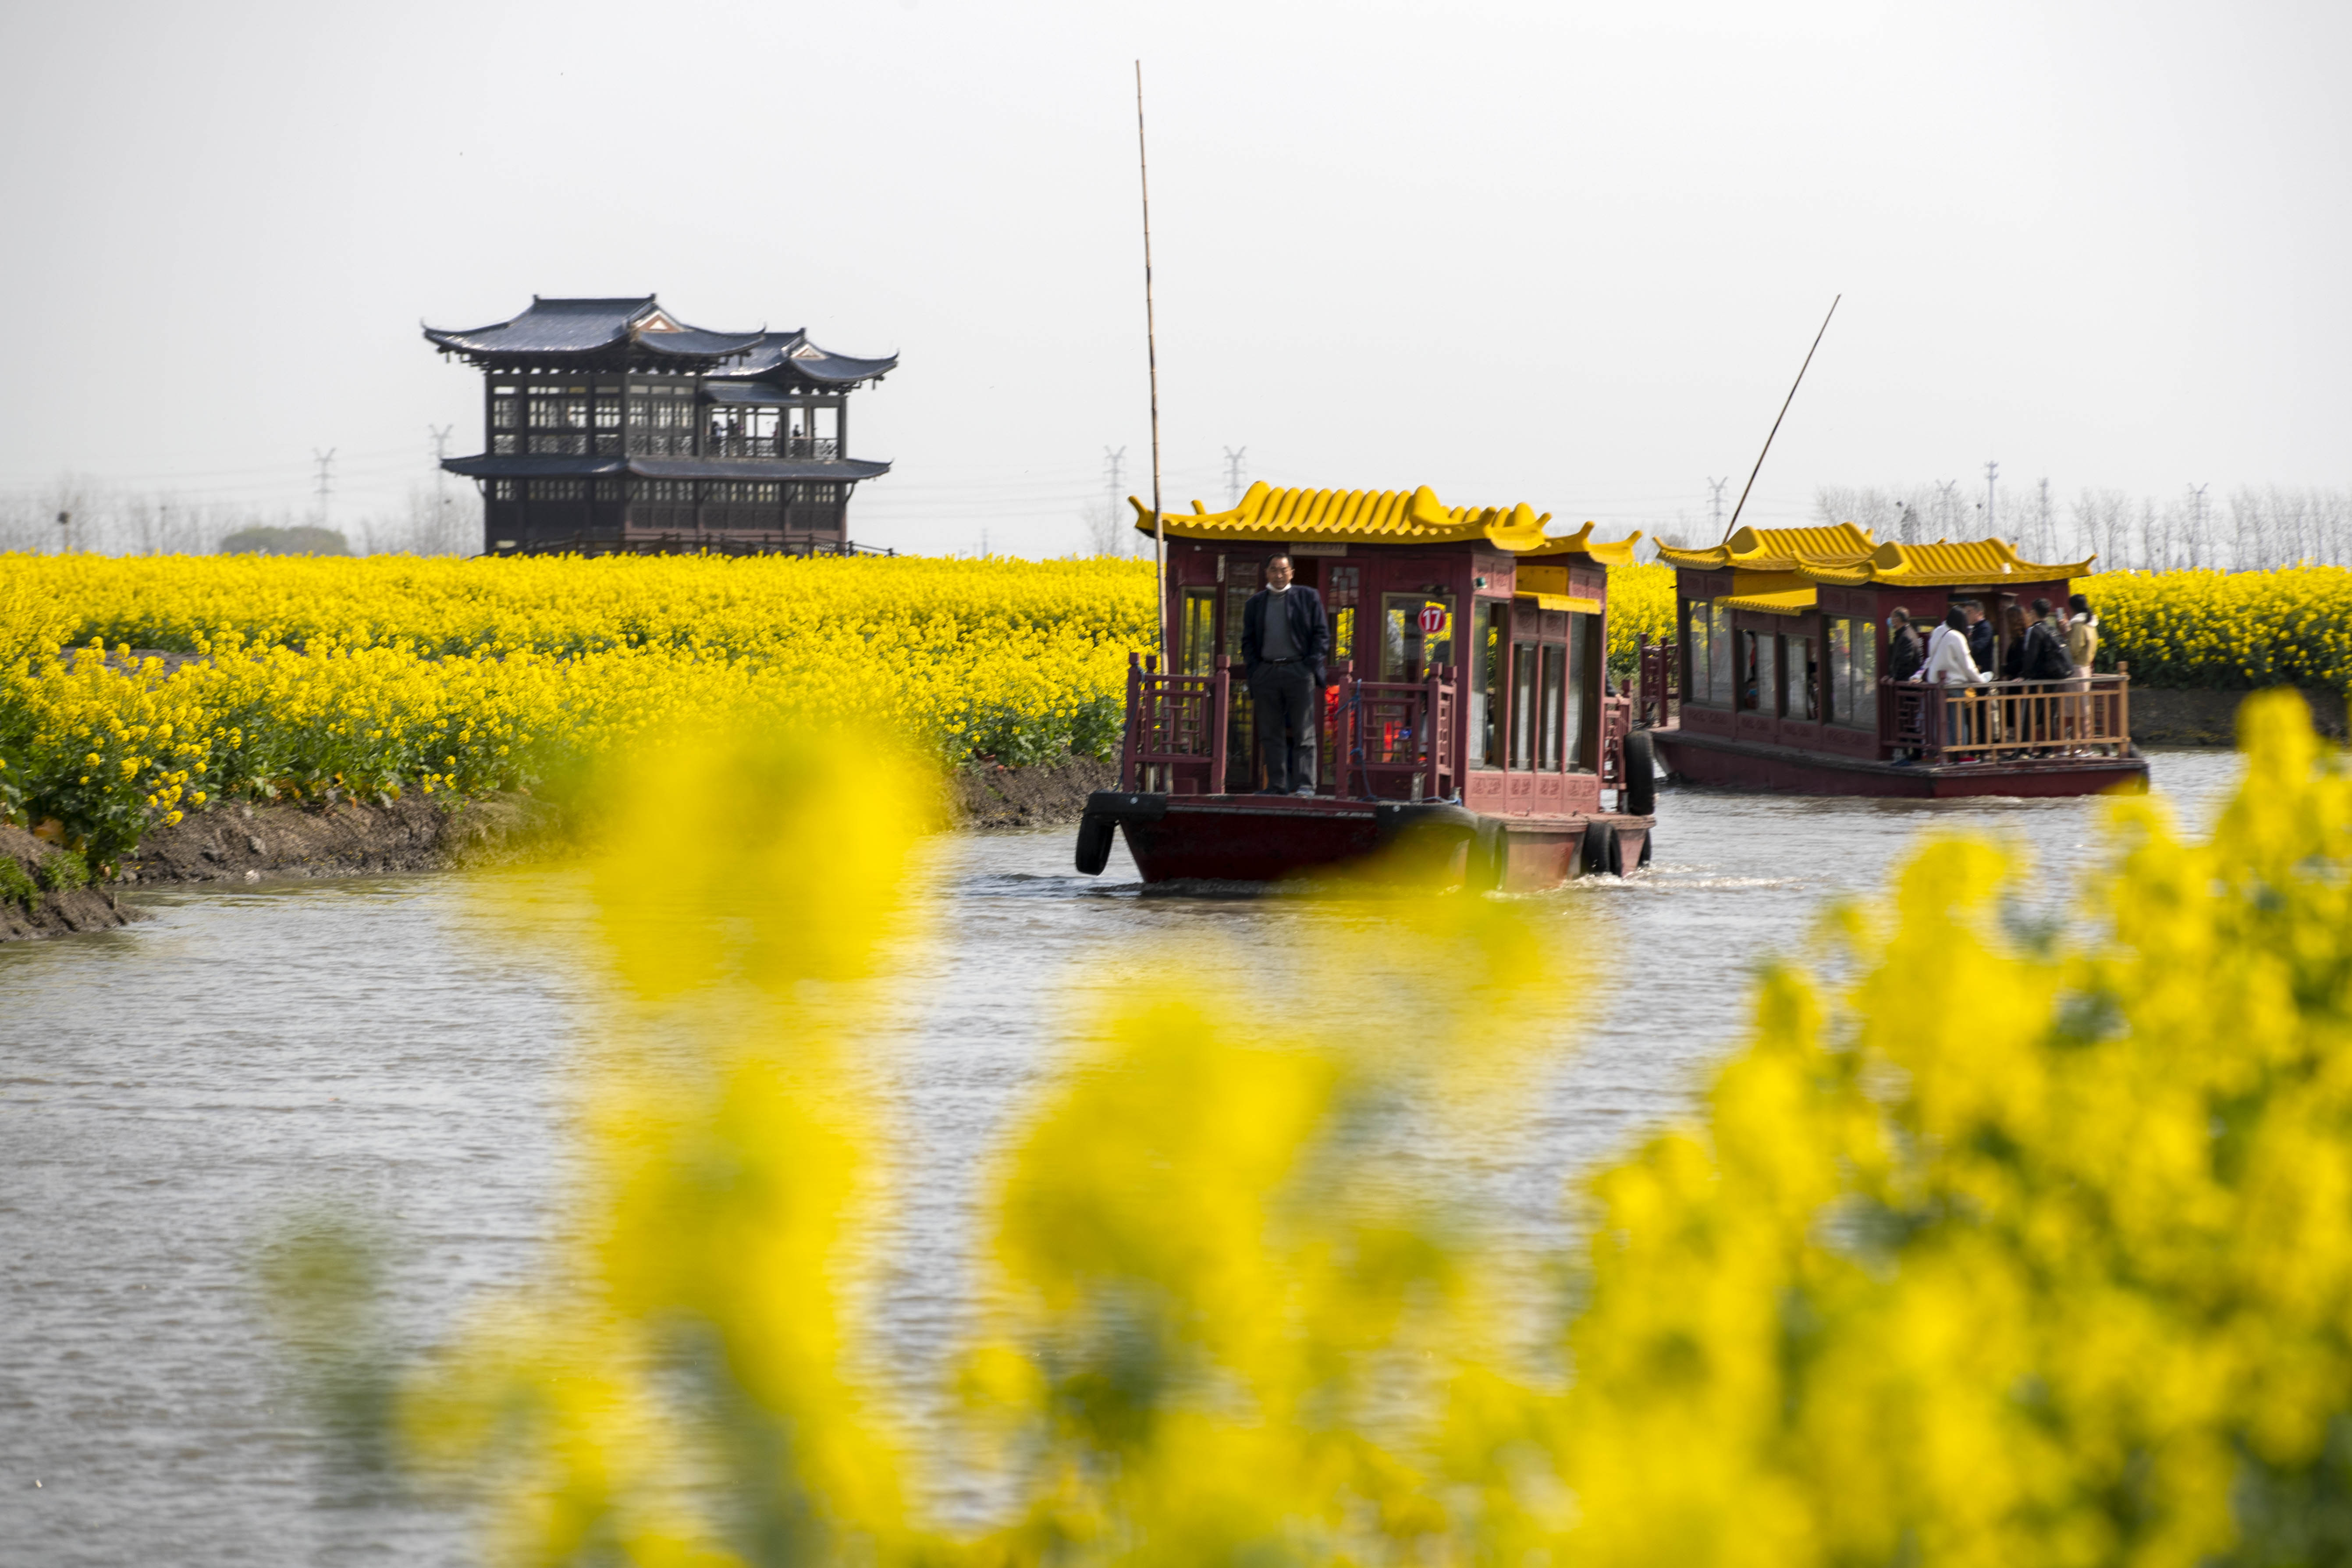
[1223,446,1247,508]
[1707,476,1729,534]
[1984,459,1999,537]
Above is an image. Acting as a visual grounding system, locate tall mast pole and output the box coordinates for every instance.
[1720,294,1840,543]
[1136,60,1168,665]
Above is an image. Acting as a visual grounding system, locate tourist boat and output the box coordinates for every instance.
[1637,525,2148,798]
[1073,483,1658,889]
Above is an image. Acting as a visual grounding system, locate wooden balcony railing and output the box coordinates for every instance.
[1120,653,1231,796]
[1339,668,1457,802]
[1882,670,2132,764]
[703,436,842,460]
[1118,653,1458,801]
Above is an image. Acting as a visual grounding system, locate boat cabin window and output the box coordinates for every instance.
[1708,604,1733,705]
[1540,644,1566,767]
[1790,633,1819,720]
[1510,632,1539,768]
[1382,591,1455,681]
[1685,599,1713,705]
[1326,565,1359,661]
[1739,629,1777,711]
[1567,610,1594,768]
[1829,616,1877,729]
[1180,589,1218,676]
[1470,602,1506,765]
[1223,561,1260,660]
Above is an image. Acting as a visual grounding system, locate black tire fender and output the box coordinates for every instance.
[1467,819,1506,892]
[1581,818,1620,879]
[1074,813,1116,877]
[1622,730,1658,817]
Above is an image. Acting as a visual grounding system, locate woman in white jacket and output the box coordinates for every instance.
[1917,605,1989,752]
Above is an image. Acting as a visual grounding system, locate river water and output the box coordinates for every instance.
[0,752,2245,1566]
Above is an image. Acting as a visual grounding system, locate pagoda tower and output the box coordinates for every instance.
[425,295,895,555]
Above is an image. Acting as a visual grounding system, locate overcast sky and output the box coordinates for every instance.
[2,0,2345,556]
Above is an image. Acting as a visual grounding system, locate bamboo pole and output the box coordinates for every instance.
[1135,61,1169,666]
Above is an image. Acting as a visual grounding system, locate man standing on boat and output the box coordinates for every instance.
[1241,551,1332,795]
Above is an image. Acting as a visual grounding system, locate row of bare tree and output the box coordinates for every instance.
[1809,482,2352,571]
[0,480,482,557]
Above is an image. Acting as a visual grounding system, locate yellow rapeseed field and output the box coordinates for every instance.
[0,552,1155,861]
[7,552,2348,863]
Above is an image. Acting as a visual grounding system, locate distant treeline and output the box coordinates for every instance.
[1812,482,2352,571]
[0,480,480,557]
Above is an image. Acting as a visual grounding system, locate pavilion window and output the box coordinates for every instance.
[528,386,591,455]
[1708,604,1733,703]
[708,405,779,459]
[627,386,696,455]
[490,480,515,501]
[490,388,520,428]
[528,480,585,502]
[784,404,840,459]
[594,480,621,502]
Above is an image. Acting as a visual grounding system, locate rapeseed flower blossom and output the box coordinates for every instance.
[272,690,2352,1568]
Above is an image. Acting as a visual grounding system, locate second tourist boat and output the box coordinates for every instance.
[1638,524,2148,797]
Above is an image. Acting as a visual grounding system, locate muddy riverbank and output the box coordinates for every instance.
[0,753,1115,941]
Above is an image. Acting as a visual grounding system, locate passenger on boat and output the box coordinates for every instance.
[1999,604,2029,680]
[1887,609,1923,682]
[2063,594,2100,754]
[1240,551,1332,796]
[1886,610,1924,760]
[2065,594,2099,682]
[1962,599,1997,674]
[1921,606,1990,753]
[2018,599,2075,751]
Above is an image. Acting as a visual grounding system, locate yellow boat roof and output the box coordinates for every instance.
[1130,482,1642,565]
[1662,524,2094,587]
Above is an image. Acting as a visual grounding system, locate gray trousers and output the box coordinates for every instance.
[1248,662,1318,792]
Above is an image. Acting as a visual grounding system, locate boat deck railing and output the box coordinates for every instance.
[1886,671,2132,765]
[1119,652,1457,801]
[1637,638,2134,766]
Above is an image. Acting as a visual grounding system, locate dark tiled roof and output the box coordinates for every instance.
[439,454,891,482]
[423,296,762,361]
[638,326,768,358]
[709,330,898,384]
[703,382,798,406]
[441,454,629,478]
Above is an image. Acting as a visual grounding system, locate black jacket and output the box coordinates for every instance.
[1241,585,1331,685]
[1889,626,1923,683]
[2022,620,2073,682]
[1968,618,1997,672]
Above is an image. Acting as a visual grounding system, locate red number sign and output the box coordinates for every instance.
[1417,604,1447,635]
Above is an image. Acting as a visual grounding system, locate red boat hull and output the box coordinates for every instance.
[1090,793,1651,888]
[1651,725,2149,799]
